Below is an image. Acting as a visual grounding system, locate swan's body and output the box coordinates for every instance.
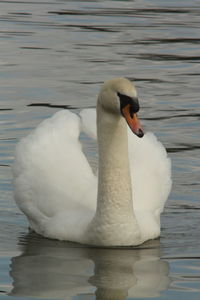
[13,78,171,246]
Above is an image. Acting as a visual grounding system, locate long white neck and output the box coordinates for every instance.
[96,103,134,223]
[86,100,141,246]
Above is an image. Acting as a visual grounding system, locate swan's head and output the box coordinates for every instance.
[98,77,144,138]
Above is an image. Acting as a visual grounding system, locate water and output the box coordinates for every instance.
[0,0,200,299]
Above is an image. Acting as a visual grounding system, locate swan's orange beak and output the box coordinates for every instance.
[122,104,144,138]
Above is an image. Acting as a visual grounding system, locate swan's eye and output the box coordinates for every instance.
[117,92,140,117]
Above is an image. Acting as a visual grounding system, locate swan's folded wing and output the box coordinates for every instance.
[13,110,97,225]
[128,130,172,215]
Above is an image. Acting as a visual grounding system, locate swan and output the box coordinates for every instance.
[13,78,171,246]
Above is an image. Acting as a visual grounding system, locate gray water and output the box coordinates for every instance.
[0,0,200,299]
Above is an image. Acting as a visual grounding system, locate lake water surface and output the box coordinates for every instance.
[0,0,200,299]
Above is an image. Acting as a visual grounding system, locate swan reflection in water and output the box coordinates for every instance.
[10,233,170,300]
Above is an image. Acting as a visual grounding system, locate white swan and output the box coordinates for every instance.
[13,78,171,246]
